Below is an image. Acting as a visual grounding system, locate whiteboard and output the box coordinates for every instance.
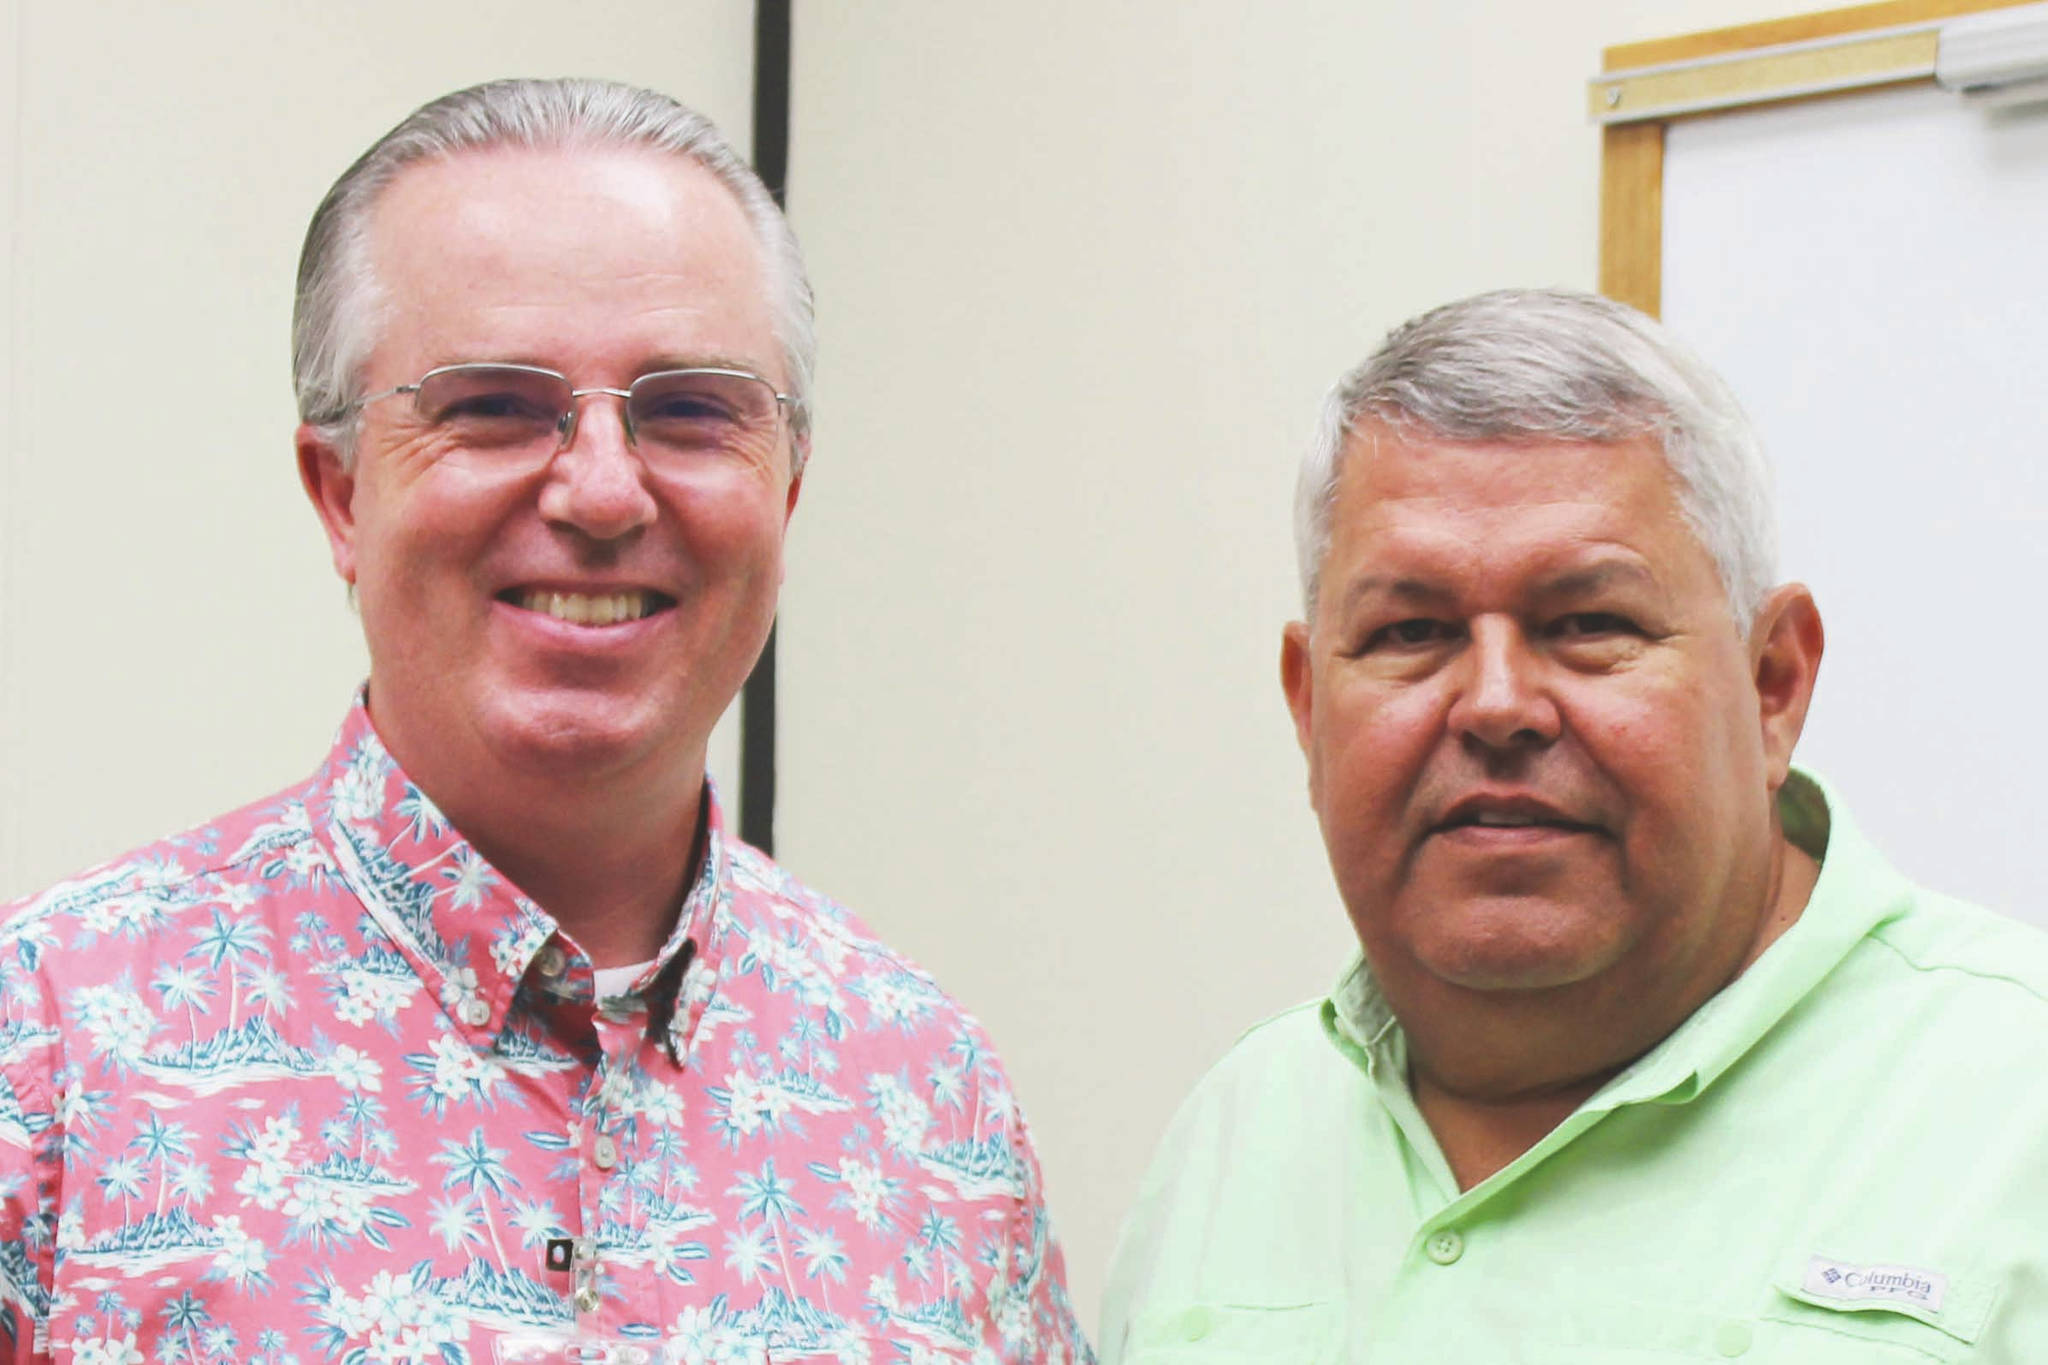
[1663,82,2048,925]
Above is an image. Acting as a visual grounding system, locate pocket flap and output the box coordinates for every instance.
[1772,1252,1997,1345]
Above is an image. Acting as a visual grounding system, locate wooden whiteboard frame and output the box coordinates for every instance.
[1597,0,2034,316]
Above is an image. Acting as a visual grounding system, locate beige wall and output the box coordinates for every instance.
[0,1,754,900]
[2,0,1828,1340]
[779,0,1813,1329]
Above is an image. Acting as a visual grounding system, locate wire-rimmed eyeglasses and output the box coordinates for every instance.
[348,362,794,471]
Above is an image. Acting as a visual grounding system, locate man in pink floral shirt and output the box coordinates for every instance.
[0,79,1088,1365]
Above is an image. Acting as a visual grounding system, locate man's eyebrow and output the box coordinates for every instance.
[467,353,777,378]
[1539,560,1661,598]
[642,352,774,376]
[1336,576,1456,612]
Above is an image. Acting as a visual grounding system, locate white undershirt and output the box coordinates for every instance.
[591,960,656,1000]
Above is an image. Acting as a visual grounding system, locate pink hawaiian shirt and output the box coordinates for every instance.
[0,701,1089,1365]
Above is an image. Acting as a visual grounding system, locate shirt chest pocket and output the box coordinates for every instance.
[1434,1281,1988,1363]
[1754,1255,1996,1365]
[1123,1302,1341,1363]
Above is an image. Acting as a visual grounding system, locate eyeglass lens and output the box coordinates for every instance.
[410,365,781,466]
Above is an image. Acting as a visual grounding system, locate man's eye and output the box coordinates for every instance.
[638,395,739,424]
[1366,619,1456,650]
[1550,612,1636,638]
[436,393,555,424]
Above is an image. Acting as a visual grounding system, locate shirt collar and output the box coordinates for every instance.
[306,694,728,1062]
[1609,769,1908,1106]
[1322,770,1914,1110]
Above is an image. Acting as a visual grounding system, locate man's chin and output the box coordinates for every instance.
[1425,950,1614,994]
[1404,908,1631,995]
[475,692,685,782]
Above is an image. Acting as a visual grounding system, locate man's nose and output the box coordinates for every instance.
[536,394,659,542]
[1447,618,1561,752]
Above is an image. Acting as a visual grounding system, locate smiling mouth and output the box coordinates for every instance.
[503,589,673,626]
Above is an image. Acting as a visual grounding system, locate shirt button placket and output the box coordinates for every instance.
[571,1026,613,1323]
[571,1236,602,1317]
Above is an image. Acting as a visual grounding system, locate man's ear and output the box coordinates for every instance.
[784,455,805,525]
[1281,621,1316,756]
[1749,583,1825,790]
[297,424,359,585]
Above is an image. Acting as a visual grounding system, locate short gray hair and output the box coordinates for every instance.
[293,77,814,471]
[1294,288,1775,622]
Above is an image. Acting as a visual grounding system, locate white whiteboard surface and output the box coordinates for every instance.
[1664,83,2048,926]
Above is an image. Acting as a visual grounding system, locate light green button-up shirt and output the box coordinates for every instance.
[1100,775,2048,1363]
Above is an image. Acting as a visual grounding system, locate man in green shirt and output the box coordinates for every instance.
[1101,289,2048,1363]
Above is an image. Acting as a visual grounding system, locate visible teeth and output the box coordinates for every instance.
[517,591,651,625]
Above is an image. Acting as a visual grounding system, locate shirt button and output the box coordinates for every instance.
[574,1286,601,1314]
[460,999,490,1027]
[1175,1306,1215,1342]
[1424,1228,1465,1265]
[593,1135,618,1169]
[1715,1321,1753,1357]
[536,943,567,978]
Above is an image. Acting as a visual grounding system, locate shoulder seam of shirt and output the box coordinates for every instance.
[6,806,320,924]
[165,826,323,894]
[1233,996,1327,1046]
[1150,997,1346,1147]
[1863,918,2048,1008]
[714,864,1004,1063]
[726,857,924,973]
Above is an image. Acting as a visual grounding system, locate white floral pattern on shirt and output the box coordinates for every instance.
[0,702,1088,1365]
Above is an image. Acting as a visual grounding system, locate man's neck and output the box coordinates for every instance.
[1406,834,1822,1192]
[460,778,707,968]
[1411,1069,1612,1191]
[369,713,709,968]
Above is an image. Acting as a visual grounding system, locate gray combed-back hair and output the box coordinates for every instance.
[1294,288,1775,623]
[293,77,814,471]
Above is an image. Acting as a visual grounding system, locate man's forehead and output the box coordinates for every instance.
[1321,424,1723,601]
[358,142,779,380]
[1338,421,1677,499]
[369,143,747,257]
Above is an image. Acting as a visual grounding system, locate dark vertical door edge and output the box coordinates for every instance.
[740,0,792,854]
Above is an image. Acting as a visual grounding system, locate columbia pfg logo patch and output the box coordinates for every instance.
[1803,1256,1948,1313]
